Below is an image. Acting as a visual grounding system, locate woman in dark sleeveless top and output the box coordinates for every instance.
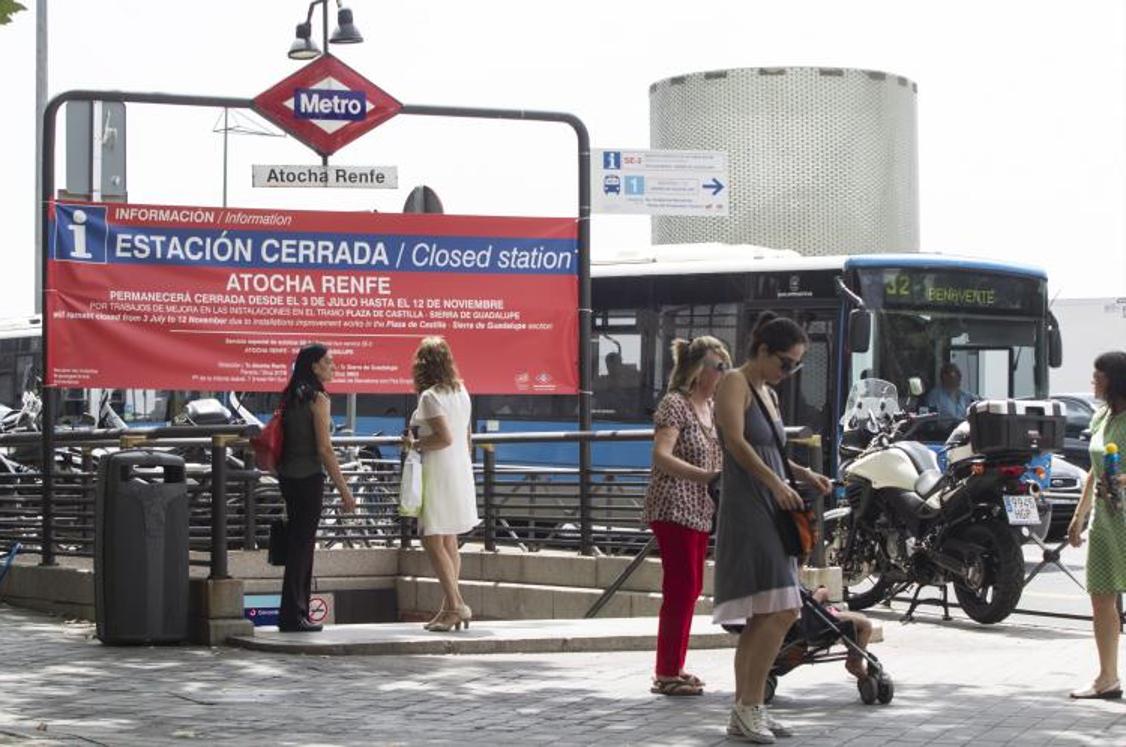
[276,344,355,632]
[713,313,831,742]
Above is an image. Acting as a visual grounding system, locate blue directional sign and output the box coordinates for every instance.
[590,149,729,216]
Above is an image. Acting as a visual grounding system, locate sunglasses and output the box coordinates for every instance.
[774,353,804,375]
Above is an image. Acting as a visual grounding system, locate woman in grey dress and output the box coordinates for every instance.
[713,312,832,743]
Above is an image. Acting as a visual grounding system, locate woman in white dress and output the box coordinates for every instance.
[403,337,480,632]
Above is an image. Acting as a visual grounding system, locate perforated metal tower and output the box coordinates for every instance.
[649,67,919,254]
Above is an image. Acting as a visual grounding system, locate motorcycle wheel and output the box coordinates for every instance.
[825,515,892,612]
[951,520,1025,624]
[845,576,892,612]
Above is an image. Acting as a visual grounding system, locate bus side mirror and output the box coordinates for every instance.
[1048,312,1063,368]
[848,310,872,354]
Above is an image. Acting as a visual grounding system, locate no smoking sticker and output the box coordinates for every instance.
[308,596,329,623]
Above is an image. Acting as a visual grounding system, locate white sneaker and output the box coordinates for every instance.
[761,706,793,738]
[728,704,776,744]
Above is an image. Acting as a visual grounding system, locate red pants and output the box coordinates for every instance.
[651,520,710,677]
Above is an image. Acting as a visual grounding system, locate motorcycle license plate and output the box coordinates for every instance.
[1003,494,1040,525]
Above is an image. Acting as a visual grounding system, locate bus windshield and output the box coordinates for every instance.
[853,266,1048,440]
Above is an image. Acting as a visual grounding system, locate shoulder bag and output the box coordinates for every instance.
[251,402,285,474]
[748,385,819,562]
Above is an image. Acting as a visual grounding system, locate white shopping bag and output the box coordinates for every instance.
[399,449,423,517]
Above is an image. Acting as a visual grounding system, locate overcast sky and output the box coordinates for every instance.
[1,0,1122,318]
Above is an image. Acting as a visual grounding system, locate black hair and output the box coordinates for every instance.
[1095,350,1126,403]
[282,343,328,407]
[749,311,808,358]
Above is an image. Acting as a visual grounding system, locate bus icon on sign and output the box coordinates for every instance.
[603,175,621,195]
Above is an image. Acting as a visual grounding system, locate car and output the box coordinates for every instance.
[1049,393,1103,470]
[1040,454,1086,541]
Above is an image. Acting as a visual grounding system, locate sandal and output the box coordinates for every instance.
[678,672,706,688]
[651,677,703,696]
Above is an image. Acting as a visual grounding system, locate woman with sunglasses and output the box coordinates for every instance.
[643,336,732,696]
[713,312,832,742]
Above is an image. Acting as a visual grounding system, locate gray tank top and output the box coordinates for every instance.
[278,397,324,478]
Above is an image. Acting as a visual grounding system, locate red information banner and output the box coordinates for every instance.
[46,202,579,394]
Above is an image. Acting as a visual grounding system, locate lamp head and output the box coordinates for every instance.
[288,21,321,60]
[330,7,363,44]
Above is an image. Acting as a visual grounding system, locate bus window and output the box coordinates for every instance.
[657,303,739,384]
[594,331,642,419]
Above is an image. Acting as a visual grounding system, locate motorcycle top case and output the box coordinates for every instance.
[967,399,1065,455]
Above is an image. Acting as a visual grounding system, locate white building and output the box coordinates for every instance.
[1051,297,1126,392]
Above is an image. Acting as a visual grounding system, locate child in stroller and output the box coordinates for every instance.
[767,585,893,706]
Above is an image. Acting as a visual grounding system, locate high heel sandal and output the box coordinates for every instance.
[422,603,448,631]
[427,604,473,632]
[456,604,472,629]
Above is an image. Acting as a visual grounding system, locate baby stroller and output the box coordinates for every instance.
[767,588,893,706]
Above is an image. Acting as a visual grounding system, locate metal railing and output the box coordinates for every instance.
[0,426,828,574]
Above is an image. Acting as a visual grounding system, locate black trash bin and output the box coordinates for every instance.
[95,450,189,644]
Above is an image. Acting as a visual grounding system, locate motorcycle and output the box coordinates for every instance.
[825,379,1062,624]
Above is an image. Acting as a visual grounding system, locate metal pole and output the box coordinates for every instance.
[243,448,257,550]
[209,437,230,579]
[34,0,47,314]
[586,535,656,617]
[321,0,329,55]
[222,108,228,207]
[483,447,496,552]
[576,115,594,557]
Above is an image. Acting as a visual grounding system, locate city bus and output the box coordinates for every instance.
[473,245,1062,470]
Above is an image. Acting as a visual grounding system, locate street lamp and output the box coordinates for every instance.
[287,0,363,60]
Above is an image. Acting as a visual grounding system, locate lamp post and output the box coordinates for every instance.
[288,0,363,61]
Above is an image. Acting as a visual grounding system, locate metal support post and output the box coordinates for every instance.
[483,446,497,552]
[243,447,257,550]
[40,388,56,566]
[209,436,231,579]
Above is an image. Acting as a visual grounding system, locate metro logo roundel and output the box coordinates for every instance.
[254,55,402,157]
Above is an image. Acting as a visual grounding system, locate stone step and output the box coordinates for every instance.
[231,614,882,657]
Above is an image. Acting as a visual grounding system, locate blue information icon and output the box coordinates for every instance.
[625,176,646,195]
[603,151,622,170]
[53,204,108,263]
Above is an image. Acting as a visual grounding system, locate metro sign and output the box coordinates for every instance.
[253,55,402,157]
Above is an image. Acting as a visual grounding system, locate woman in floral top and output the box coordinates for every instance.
[1068,351,1126,700]
[643,335,731,695]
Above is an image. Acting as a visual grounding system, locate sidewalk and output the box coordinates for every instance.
[0,602,1122,746]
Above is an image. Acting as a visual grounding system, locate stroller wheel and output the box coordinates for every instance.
[764,674,778,705]
[858,675,879,705]
[877,678,894,704]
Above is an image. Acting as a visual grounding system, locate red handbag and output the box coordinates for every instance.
[251,406,285,473]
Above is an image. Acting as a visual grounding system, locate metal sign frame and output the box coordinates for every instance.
[39,87,593,566]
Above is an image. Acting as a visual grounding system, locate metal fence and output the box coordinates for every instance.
[2,425,1107,628]
[0,426,675,577]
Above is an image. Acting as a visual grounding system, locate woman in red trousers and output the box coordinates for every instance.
[643,336,731,695]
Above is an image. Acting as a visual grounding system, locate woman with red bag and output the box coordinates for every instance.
[276,343,355,633]
[713,312,831,743]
